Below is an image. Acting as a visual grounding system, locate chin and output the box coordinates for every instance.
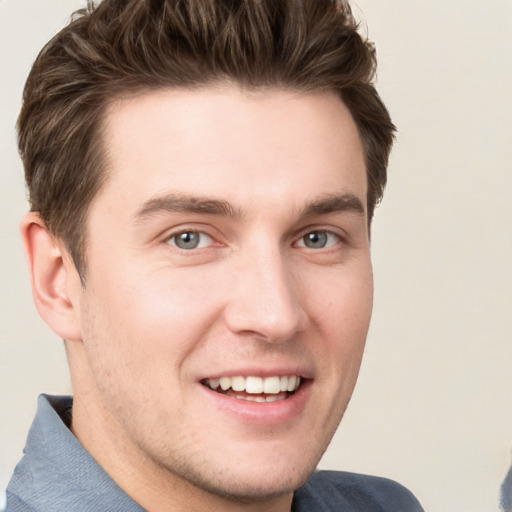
[191,467,311,502]
[164,446,320,503]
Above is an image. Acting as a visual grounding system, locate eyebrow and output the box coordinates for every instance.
[133,191,365,223]
[133,193,240,222]
[300,193,365,217]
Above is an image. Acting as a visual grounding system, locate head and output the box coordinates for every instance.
[20,1,395,509]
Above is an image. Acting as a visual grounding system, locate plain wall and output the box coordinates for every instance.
[1,1,511,511]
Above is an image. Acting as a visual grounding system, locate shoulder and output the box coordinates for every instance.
[5,493,38,512]
[293,470,424,512]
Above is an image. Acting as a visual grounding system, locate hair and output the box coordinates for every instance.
[18,0,395,280]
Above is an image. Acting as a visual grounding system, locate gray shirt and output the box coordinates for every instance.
[6,394,424,511]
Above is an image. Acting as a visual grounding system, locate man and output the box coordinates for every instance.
[6,0,424,510]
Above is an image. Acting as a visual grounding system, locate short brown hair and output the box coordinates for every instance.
[19,0,395,280]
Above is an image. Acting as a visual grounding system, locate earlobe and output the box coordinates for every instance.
[20,212,82,341]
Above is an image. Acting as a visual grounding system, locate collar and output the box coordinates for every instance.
[6,394,146,512]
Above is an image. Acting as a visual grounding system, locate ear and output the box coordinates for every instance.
[20,212,82,341]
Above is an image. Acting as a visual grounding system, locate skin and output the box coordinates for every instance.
[23,85,373,512]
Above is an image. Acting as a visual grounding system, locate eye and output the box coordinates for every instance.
[296,230,340,249]
[167,231,213,250]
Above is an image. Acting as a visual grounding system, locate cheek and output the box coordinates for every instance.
[81,264,224,371]
[304,262,373,384]
[308,262,373,338]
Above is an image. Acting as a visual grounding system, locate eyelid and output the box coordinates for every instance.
[163,224,221,250]
[294,231,341,249]
[167,231,213,250]
[293,226,346,247]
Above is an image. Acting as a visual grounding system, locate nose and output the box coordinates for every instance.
[223,248,308,343]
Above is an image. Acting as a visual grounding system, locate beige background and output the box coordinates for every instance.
[1,1,511,511]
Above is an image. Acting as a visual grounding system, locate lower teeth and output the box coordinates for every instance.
[234,394,287,402]
[214,388,290,402]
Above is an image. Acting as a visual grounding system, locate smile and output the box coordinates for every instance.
[202,375,302,402]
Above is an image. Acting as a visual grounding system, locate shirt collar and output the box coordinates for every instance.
[7,394,146,512]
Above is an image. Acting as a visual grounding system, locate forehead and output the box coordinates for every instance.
[97,85,366,217]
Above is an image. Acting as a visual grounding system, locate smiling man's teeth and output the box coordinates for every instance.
[205,375,301,395]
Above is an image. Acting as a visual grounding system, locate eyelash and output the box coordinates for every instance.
[165,230,214,250]
[294,230,342,250]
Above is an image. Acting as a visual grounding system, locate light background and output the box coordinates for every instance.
[1,1,511,511]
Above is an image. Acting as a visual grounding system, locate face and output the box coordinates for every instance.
[70,85,373,504]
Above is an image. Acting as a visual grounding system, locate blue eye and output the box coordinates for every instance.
[298,231,339,249]
[168,231,212,250]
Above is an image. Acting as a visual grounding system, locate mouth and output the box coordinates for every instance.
[201,375,303,403]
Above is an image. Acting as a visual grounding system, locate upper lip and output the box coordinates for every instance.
[198,366,313,381]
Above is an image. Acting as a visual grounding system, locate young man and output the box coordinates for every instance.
[6,0,424,510]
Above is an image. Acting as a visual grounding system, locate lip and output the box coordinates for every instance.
[198,377,312,425]
[197,365,314,381]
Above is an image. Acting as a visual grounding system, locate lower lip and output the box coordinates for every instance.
[199,380,312,425]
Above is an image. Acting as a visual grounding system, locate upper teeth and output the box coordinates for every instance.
[206,375,301,394]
